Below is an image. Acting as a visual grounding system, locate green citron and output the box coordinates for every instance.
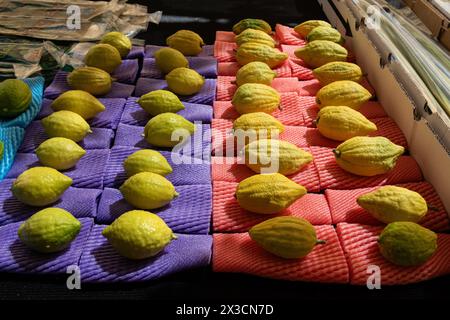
[236,173,307,214]
[0,141,3,161]
[249,216,325,259]
[144,113,195,147]
[35,137,86,170]
[378,222,437,266]
[294,20,331,37]
[235,61,277,86]
[166,67,205,95]
[124,149,173,177]
[42,110,92,142]
[233,19,272,35]
[236,42,288,68]
[51,90,105,120]
[18,208,81,253]
[236,28,276,47]
[84,44,122,73]
[102,210,176,260]
[137,90,185,116]
[12,167,72,206]
[232,83,280,114]
[166,30,205,56]
[316,80,372,110]
[67,67,112,96]
[120,172,178,210]
[313,62,363,85]
[357,186,428,224]
[307,26,345,44]
[154,47,189,74]
[0,79,32,118]
[100,31,132,58]
[294,40,348,68]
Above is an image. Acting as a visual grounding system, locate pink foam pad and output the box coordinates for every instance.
[212,180,332,232]
[280,44,303,59]
[212,225,349,283]
[289,59,315,80]
[336,223,450,285]
[325,182,450,231]
[216,31,235,42]
[275,24,306,46]
[310,146,423,190]
[217,61,292,77]
[210,155,321,192]
[214,41,237,62]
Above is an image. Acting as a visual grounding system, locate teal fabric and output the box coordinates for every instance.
[0,126,25,180]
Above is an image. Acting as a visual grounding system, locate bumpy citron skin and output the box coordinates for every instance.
[378,222,437,266]
[316,106,377,141]
[307,26,345,44]
[236,173,307,214]
[236,28,276,47]
[102,210,176,260]
[51,90,105,120]
[333,136,404,176]
[236,42,288,68]
[36,137,86,170]
[166,67,205,95]
[294,40,347,68]
[100,31,132,58]
[123,149,173,177]
[67,67,112,96]
[313,62,363,85]
[137,90,185,116]
[0,141,3,160]
[235,61,277,86]
[154,47,189,74]
[244,139,313,175]
[120,172,178,210]
[144,113,195,148]
[232,83,280,114]
[166,30,204,56]
[42,110,92,142]
[0,79,32,118]
[233,18,272,35]
[84,43,122,73]
[233,112,284,137]
[316,80,372,110]
[357,186,428,224]
[12,167,72,206]
[18,208,81,253]
[294,20,331,37]
[249,216,325,259]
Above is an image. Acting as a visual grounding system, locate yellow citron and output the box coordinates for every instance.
[233,112,284,138]
[154,47,189,74]
[316,80,372,110]
[233,18,272,35]
[316,106,377,141]
[36,137,86,170]
[232,83,280,114]
[307,26,345,44]
[166,67,205,96]
[84,44,122,74]
[144,113,195,148]
[236,28,276,47]
[166,30,204,56]
[294,40,347,68]
[51,90,105,120]
[235,61,277,86]
[236,42,288,68]
[42,110,92,142]
[235,173,307,214]
[333,136,404,176]
[294,20,331,37]
[123,149,173,177]
[100,31,132,58]
[137,90,185,116]
[313,62,363,85]
[67,67,112,96]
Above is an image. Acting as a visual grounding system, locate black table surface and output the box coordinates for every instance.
[1,0,449,301]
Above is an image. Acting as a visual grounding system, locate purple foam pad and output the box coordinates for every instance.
[0,127,25,180]
[113,123,211,159]
[0,179,100,227]
[141,57,217,79]
[18,121,114,153]
[79,226,212,283]
[111,59,139,84]
[6,150,109,189]
[126,46,145,60]
[120,97,213,125]
[103,146,211,188]
[96,184,211,233]
[38,98,126,130]
[0,218,93,274]
[44,71,135,99]
[134,78,216,105]
[145,44,214,58]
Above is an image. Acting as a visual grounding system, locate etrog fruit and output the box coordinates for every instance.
[124,149,173,177]
[42,110,92,142]
[36,137,86,170]
[154,47,189,74]
[144,113,195,148]
[166,67,205,95]
[137,90,185,116]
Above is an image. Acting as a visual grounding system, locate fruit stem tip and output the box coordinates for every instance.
[316,239,326,245]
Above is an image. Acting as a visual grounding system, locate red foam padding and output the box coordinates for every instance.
[217,61,292,77]
[212,225,349,283]
[311,146,423,190]
[326,182,450,232]
[214,41,237,62]
[275,24,306,46]
[216,31,235,42]
[210,155,321,192]
[336,223,450,285]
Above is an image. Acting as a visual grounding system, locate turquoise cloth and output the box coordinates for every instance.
[0,126,25,180]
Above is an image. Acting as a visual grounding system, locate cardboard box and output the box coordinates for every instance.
[413,0,448,37]
[438,28,450,50]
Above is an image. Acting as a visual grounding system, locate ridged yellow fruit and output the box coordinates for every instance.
[294,40,347,68]
[235,173,307,214]
[233,112,284,138]
[235,61,277,86]
[42,110,92,142]
[166,67,205,95]
[166,30,205,56]
[236,28,276,47]
[137,90,185,116]
[357,186,428,223]
[333,136,405,176]
[232,83,280,114]
[84,44,122,73]
[244,139,313,175]
[316,106,377,141]
[249,216,326,259]
[123,149,173,177]
[51,90,105,120]
[154,47,189,74]
[36,137,86,170]
[67,67,112,96]
[313,62,363,85]
[100,31,132,58]
[236,42,288,68]
[307,26,345,44]
[144,113,195,147]
[294,20,331,37]
[316,80,372,110]
[232,18,272,35]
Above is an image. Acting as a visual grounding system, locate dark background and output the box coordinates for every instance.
[1,0,450,301]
